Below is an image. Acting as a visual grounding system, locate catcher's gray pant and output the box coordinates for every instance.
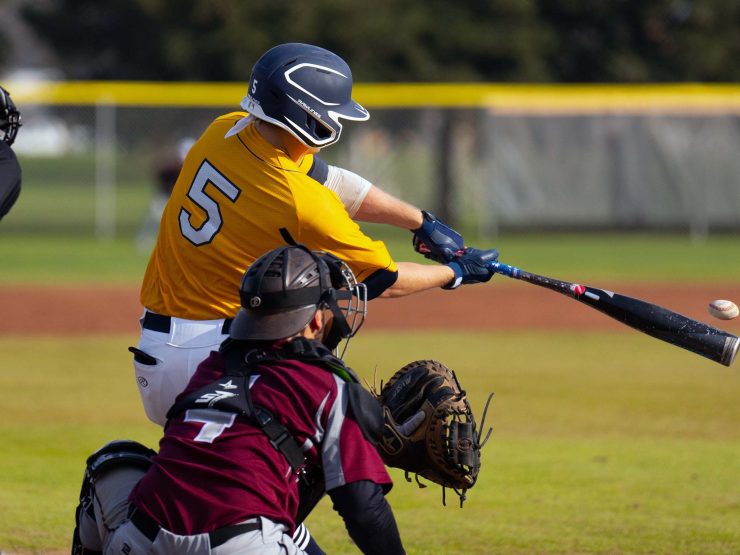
[79,465,306,554]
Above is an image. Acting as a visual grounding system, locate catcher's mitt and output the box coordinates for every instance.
[376,360,492,506]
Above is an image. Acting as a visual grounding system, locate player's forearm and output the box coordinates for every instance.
[330,481,406,555]
[353,185,424,230]
[380,262,455,297]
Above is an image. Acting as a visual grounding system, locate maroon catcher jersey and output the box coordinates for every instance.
[129,350,391,535]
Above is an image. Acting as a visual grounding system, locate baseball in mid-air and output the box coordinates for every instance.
[707,299,739,320]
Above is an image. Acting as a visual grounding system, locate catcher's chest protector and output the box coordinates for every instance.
[167,338,384,470]
[166,371,306,472]
[241,338,384,444]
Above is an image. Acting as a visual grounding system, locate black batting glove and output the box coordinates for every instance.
[412,210,465,264]
[443,247,499,289]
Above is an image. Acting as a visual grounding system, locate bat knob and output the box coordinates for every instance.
[723,336,739,367]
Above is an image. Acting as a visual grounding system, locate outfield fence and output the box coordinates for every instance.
[3,81,740,240]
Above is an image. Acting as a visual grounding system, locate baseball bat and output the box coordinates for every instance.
[489,260,739,367]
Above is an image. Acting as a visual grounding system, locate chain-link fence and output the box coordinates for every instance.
[3,82,739,240]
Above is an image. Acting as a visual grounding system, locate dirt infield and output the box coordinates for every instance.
[2,282,739,336]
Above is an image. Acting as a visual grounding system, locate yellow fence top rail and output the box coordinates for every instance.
[6,80,740,113]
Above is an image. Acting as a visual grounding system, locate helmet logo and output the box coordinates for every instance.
[250,296,262,308]
[297,98,322,119]
[251,78,258,95]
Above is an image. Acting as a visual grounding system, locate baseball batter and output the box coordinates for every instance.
[75,247,405,554]
[133,42,498,429]
[132,43,497,553]
[0,86,22,221]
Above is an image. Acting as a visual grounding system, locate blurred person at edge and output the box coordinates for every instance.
[135,137,195,251]
[0,86,22,221]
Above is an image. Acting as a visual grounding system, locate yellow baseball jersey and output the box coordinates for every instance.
[140,113,397,320]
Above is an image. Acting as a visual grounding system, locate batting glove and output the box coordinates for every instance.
[444,247,499,289]
[412,210,465,264]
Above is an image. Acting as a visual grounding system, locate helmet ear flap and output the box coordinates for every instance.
[306,114,334,141]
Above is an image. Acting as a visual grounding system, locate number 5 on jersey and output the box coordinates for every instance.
[179,160,241,246]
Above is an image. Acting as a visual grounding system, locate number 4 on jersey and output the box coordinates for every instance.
[179,160,241,246]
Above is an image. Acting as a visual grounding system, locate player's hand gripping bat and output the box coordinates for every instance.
[488,260,739,367]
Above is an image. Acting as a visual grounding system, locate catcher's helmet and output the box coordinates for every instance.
[0,87,21,146]
[230,246,367,354]
[241,43,369,149]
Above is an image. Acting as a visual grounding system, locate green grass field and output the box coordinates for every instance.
[1,232,739,554]
[1,230,740,284]
[1,330,739,554]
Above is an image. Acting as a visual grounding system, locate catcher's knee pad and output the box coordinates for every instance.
[71,440,156,554]
[85,440,157,480]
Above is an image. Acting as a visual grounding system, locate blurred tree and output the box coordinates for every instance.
[20,0,739,82]
[21,0,159,79]
[20,0,553,81]
[0,32,9,70]
[668,0,740,81]
[536,0,740,82]
[21,0,235,80]
[327,0,554,82]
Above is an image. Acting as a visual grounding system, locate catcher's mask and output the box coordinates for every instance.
[230,246,367,357]
[0,87,21,146]
[240,43,369,148]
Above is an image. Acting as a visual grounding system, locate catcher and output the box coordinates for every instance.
[72,246,491,555]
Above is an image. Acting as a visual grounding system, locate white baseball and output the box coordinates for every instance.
[707,299,739,320]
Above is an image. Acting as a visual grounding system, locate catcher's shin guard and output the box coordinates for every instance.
[71,470,101,555]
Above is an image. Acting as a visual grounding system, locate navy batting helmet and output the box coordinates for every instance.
[0,87,21,146]
[241,43,369,149]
